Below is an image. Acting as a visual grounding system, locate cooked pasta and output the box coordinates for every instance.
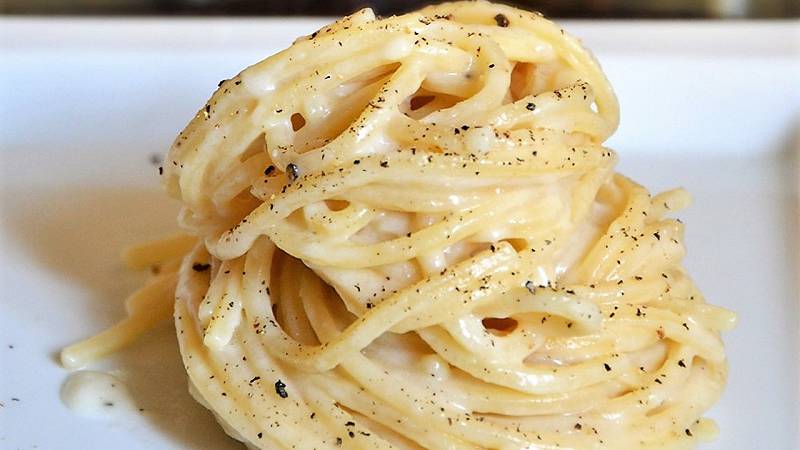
[62,2,737,448]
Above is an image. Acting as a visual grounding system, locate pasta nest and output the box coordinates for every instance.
[157,2,735,449]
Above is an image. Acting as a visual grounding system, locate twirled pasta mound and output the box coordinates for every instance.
[79,2,739,448]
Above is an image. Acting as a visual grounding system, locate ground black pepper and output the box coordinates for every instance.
[493,13,510,27]
[286,163,300,182]
[274,379,288,398]
[192,263,211,272]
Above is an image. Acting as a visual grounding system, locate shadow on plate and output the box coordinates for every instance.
[0,185,241,450]
[780,120,800,415]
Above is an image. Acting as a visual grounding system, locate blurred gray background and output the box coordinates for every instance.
[3,0,798,18]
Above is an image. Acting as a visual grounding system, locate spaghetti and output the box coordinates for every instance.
[63,2,736,448]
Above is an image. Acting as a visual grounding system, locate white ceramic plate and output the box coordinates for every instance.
[1,17,798,450]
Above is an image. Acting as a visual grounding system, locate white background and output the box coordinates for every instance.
[1,18,798,450]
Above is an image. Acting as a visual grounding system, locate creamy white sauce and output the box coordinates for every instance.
[418,354,451,381]
[60,371,137,419]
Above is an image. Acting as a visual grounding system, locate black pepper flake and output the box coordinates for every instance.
[353,159,361,165]
[574,423,582,430]
[604,363,612,372]
[488,63,495,68]
[685,428,693,437]
[217,79,227,87]
[257,432,263,439]
[158,166,163,175]
[234,80,241,85]
[494,13,510,27]
[335,437,343,446]
[249,376,261,385]
[274,379,288,398]
[526,102,536,111]
[264,165,275,176]
[348,431,355,438]
[380,160,389,168]
[192,262,211,272]
[286,163,299,182]
[678,359,686,368]
[654,231,661,240]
